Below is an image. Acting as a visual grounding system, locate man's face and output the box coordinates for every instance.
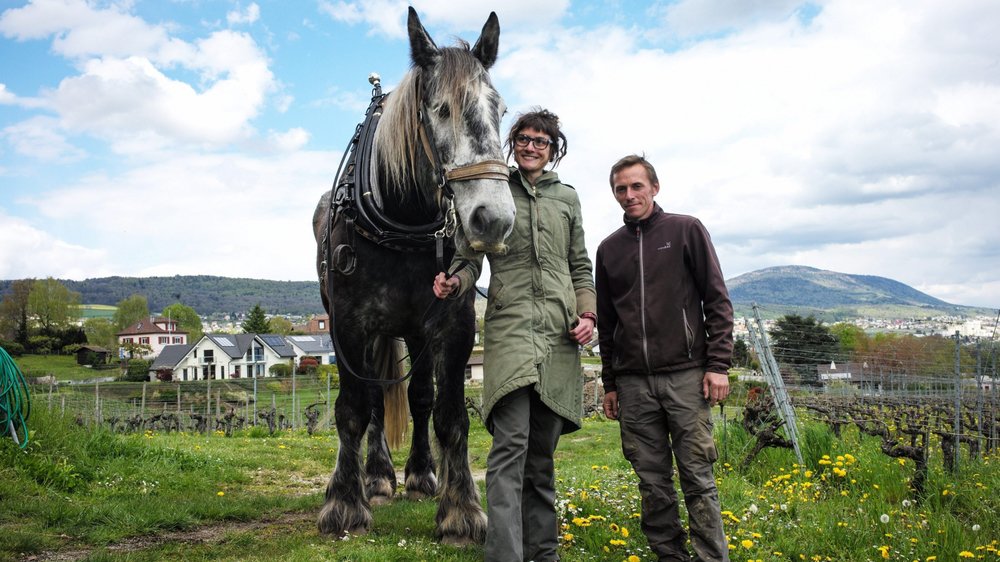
[612,163,660,221]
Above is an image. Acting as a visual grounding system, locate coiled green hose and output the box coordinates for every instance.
[0,346,30,448]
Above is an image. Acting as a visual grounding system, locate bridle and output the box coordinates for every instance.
[321,73,506,386]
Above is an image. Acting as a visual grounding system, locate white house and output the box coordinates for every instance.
[149,333,297,381]
[117,316,187,359]
[284,334,336,366]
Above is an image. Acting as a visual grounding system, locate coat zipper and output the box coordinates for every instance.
[638,226,651,372]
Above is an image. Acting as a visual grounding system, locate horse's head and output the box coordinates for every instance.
[399,8,515,253]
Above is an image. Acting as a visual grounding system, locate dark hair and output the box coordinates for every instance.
[505,107,568,167]
[609,154,659,188]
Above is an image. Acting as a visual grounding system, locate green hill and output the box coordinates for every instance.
[0,275,324,317]
[727,265,985,320]
[1,266,989,320]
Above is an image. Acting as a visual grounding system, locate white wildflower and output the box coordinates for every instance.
[880,514,890,524]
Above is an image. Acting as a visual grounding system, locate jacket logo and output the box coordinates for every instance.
[657,241,671,250]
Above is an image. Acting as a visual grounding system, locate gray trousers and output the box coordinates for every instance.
[616,368,729,562]
[485,386,564,562]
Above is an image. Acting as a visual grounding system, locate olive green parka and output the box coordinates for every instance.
[451,168,596,434]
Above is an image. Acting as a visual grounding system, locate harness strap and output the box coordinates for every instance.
[445,160,510,183]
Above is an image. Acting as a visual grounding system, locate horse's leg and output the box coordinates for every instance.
[318,350,373,536]
[364,382,397,504]
[431,304,487,545]
[403,334,437,499]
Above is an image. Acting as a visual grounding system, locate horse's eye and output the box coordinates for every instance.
[436,103,450,119]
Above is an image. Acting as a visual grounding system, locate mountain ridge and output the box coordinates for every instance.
[727,265,985,320]
[0,266,988,320]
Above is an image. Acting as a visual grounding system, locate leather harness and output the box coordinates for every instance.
[321,75,507,385]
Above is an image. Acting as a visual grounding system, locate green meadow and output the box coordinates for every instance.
[1,398,998,561]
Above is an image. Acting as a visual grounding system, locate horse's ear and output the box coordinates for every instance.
[471,12,500,70]
[407,7,439,69]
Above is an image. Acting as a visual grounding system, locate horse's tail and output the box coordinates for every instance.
[373,335,409,449]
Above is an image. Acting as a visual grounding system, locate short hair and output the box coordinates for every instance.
[505,107,569,167]
[609,154,659,188]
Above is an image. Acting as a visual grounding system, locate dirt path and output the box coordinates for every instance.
[18,511,315,561]
[20,470,488,561]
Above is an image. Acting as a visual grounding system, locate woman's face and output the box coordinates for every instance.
[513,127,552,178]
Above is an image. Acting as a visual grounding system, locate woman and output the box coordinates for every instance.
[433,108,595,562]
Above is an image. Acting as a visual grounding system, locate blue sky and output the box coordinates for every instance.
[1,0,999,309]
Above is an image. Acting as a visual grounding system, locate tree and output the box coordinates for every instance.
[830,322,868,358]
[769,314,838,386]
[28,277,82,333]
[241,304,270,334]
[732,337,755,369]
[114,294,150,331]
[162,302,204,342]
[268,316,293,335]
[83,317,118,350]
[0,279,33,345]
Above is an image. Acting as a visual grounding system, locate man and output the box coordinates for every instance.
[595,154,734,562]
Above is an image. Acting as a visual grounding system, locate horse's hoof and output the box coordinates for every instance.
[440,535,480,547]
[318,499,373,536]
[406,489,431,501]
[369,494,392,506]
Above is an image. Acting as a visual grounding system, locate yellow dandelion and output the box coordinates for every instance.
[609,539,626,546]
[958,552,974,558]
[562,533,574,541]
[628,556,641,562]
[610,523,620,532]
[621,527,630,537]
[217,491,225,497]
[741,539,754,548]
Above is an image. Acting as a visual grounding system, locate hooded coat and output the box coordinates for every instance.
[452,167,596,433]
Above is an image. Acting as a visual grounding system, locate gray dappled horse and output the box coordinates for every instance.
[313,8,514,544]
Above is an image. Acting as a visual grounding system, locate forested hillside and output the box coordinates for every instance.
[0,276,324,317]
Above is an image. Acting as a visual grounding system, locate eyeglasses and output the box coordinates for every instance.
[514,134,553,150]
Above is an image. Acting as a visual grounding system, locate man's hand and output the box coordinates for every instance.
[603,390,619,420]
[432,272,460,299]
[569,316,595,346]
[702,371,730,406]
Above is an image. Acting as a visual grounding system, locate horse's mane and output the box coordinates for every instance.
[374,40,488,198]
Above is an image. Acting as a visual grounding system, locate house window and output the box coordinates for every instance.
[319,320,326,330]
[173,336,183,344]
[254,346,264,362]
[139,337,150,345]
[234,365,241,378]
[124,337,134,344]
[204,349,214,363]
[159,337,169,344]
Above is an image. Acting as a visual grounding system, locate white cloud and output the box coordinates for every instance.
[1,116,84,161]
[269,127,310,152]
[317,0,569,38]
[13,150,338,282]
[44,31,274,151]
[1,1,276,152]
[0,211,110,280]
[227,3,261,26]
[655,0,804,39]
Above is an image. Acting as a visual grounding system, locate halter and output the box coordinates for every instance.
[326,74,509,274]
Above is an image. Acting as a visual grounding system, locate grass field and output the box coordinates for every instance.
[2,392,998,561]
[15,354,118,382]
